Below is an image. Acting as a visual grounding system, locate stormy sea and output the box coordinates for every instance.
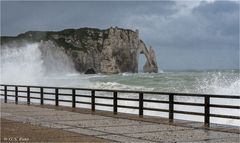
[1,43,239,126]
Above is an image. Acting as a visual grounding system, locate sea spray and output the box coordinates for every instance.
[1,42,78,85]
[195,71,240,95]
[1,43,44,84]
[38,41,76,75]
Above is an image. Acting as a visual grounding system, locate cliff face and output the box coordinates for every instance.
[1,27,158,74]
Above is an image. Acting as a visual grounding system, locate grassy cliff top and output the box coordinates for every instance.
[1,27,135,46]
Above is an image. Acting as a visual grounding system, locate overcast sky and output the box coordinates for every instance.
[1,0,239,70]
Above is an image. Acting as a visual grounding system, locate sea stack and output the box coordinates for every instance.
[1,27,158,74]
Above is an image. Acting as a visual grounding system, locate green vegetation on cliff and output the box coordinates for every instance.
[0,27,111,52]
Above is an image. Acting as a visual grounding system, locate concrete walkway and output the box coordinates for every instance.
[1,102,239,143]
[1,118,110,142]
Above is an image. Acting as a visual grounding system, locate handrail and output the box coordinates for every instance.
[1,84,240,126]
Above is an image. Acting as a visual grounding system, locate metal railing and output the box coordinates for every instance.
[1,84,240,126]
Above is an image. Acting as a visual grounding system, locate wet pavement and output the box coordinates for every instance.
[1,102,239,143]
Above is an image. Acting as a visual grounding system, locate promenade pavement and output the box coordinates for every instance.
[1,102,239,143]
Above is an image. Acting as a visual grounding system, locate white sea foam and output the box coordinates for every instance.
[1,43,44,85]
[92,81,154,91]
[195,72,240,95]
[120,72,155,78]
[1,42,77,86]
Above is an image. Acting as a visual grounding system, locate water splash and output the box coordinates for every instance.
[195,71,240,95]
[39,41,76,74]
[1,43,44,84]
[1,42,77,85]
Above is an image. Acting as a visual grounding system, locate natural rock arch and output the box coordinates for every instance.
[137,40,158,73]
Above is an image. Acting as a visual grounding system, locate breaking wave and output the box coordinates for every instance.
[92,81,154,91]
[1,42,77,85]
[195,71,240,95]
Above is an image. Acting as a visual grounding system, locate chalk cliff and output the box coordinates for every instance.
[1,27,158,73]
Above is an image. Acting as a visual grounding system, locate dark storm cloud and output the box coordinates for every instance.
[193,1,238,14]
[1,1,177,36]
[128,1,239,49]
[193,1,239,36]
[1,1,239,70]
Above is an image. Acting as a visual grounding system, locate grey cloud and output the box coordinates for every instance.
[124,1,239,49]
[1,1,177,36]
[192,1,239,37]
[193,1,239,15]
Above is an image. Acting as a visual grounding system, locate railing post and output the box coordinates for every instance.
[72,89,76,108]
[113,92,118,114]
[91,90,95,111]
[4,86,7,103]
[55,88,59,106]
[139,92,144,116]
[169,94,174,121]
[15,86,18,104]
[40,87,44,105]
[204,96,210,126]
[27,86,30,105]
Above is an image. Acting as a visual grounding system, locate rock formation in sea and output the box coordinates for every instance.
[1,27,158,74]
